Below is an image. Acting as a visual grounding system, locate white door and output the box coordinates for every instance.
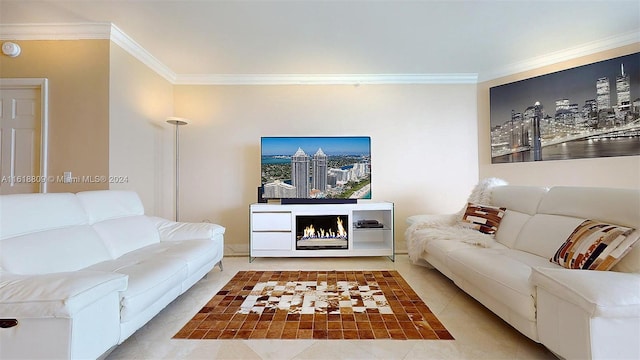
[0,86,42,194]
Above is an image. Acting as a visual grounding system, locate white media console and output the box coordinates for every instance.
[249,202,394,261]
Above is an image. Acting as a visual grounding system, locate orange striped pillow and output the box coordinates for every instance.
[460,203,506,235]
[551,220,639,271]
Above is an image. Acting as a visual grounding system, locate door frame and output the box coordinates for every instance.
[0,78,49,193]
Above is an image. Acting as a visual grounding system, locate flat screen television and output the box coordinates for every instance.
[261,136,371,202]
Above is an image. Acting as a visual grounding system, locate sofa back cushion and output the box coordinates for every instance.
[513,186,640,271]
[491,186,549,248]
[0,193,112,274]
[514,214,586,259]
[1,226,112,274]
[77,190,159,258]
[613,238,640,273]
[537,186,639,228]
[1,193,87,239]
[76,190,145,223]
[91,216,160,258]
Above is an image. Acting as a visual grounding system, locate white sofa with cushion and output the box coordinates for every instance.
[406,183,640,360]
[0,190,225,359]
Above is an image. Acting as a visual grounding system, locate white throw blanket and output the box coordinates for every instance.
[406,178,508,264]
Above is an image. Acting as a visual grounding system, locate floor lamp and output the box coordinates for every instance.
[166,117,188,221]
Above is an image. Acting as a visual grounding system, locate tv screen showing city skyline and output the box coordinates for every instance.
[261,136,371,200]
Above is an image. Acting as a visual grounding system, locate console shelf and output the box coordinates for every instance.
[249,202,394,261]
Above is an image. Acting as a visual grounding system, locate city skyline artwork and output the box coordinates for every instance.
[490,52,639,163]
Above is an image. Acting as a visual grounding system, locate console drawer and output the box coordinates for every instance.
[252,232,292,250]
[252,212,291,231]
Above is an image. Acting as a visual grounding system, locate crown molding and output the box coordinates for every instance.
[479,30,640,82]
[0,22,477,84]
[0,22,111,40]
[0,23,177,82]
[108,24,176,83]
[173,73,478,85]
[1,22,636,85]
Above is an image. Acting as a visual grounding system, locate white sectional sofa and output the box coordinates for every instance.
[0,190,225,359]
[406,183,640,360]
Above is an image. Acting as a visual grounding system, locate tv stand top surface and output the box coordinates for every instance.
[251,201,393,212]
[278,198,357,205]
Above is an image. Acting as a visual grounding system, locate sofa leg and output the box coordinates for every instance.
[0,319,18,328]
[216,260,223,271]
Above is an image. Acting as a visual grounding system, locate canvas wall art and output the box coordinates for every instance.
[490,52,639,163]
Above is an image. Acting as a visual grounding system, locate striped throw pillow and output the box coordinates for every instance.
[551,220,639,271]
[460,203,506,235]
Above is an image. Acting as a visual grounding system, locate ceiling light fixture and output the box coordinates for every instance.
[2,42,21,57]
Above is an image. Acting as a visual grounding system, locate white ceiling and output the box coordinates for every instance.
[1,0,638,81]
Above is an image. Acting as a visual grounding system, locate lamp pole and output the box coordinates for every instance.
[166,117,188,221]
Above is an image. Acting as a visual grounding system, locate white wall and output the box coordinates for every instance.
[108,42,639,256]
[173,84,479,253]
[109,42,175,218]
[478,44,640,189]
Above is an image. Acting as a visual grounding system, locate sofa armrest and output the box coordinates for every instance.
[0,270,127,318]
[149,216,226,242]
[531,267,640,318]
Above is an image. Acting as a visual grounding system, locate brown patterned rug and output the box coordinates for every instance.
[174,270,453,340]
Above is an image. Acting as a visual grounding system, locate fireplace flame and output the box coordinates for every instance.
[301,216,348,240]
[336,217,346,237]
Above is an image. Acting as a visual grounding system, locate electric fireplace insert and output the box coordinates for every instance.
[296,215,348,250]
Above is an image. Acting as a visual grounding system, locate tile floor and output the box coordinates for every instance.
[106,255,556,359]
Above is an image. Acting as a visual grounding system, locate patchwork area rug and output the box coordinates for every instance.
[174,270,453,340]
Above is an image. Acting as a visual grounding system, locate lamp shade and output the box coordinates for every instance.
[166,117,188,126]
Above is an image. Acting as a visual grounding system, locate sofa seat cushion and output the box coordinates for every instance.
[152,217,226,240]
[424,237,508,262]
[0,270,127,318]
[446,248,560,321]
[156,240,220,278]
[85,249,188,322]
